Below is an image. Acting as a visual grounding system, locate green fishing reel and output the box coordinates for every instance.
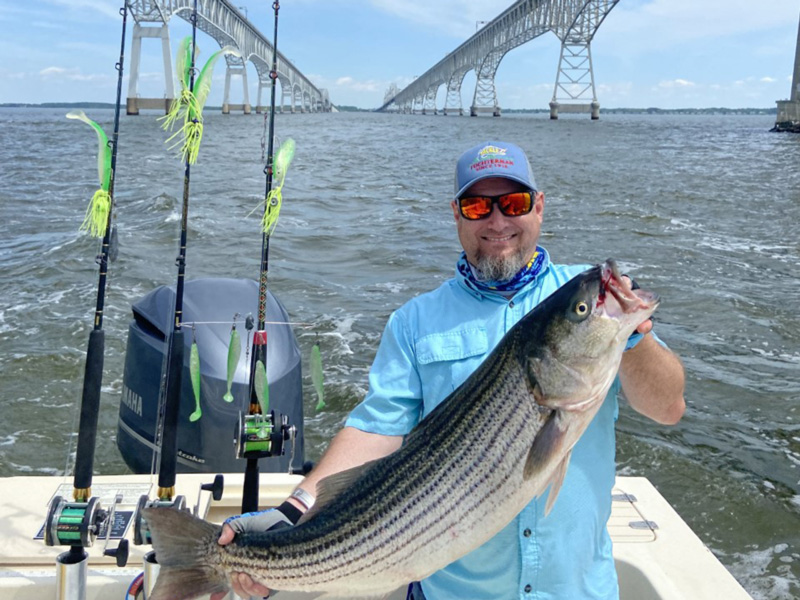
[133,495,187,546]
[235,411,295,460]
[45,496,103,548]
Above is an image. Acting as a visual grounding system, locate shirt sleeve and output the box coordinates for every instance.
[345,310,424,436]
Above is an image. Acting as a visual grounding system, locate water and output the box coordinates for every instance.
[0,108,798,598]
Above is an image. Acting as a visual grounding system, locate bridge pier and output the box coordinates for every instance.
[470,106,501,117]
[223,63,251,114]
[126,23,174,115]
[773,13,800,132]
[550,40,600,119]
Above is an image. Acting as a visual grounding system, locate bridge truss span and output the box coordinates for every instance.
[379,0,619,118]
[125,0,331,114]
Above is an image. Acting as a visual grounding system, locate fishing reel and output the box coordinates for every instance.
[132,494,187,546]
[45,496,103,548]
[235,410,296,460]
[45,494,129,566]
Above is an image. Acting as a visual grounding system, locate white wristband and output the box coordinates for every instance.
[290,488,315,510]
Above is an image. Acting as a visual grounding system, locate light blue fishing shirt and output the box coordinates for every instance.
[346,248,622,600]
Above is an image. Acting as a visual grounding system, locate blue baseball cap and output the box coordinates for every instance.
[454,141,537,198]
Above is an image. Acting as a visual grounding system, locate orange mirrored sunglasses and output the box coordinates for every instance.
[458,191,533,220]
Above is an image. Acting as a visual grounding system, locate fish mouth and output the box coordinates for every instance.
[597,259,659,320]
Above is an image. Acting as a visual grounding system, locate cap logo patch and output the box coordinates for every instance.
[471,145,514,173]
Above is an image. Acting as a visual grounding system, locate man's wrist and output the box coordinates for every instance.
[289,488,316,511]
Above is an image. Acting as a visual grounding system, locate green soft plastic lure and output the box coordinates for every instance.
[254,359,269,416]
[66,110,112,237]
[261,138,296,234]
[161,36,240,164]
[189,338,202,422]
[223,326,241,403]
[311,342,325,411]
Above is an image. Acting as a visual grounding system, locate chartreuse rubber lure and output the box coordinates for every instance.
[223,326,241,403]
[66,110,112,237]
[161,36,240,164]
[254,359,269,415]
[311,343,325,411]
[262,138,296,234]
[189,337,202,422]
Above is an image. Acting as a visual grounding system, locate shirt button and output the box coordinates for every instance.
[524,584,532,593]
[523,528,532,537]
[509,300,515,308]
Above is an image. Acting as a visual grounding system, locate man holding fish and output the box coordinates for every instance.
[156,141,685,600]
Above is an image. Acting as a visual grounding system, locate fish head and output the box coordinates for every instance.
[524,259,659,412]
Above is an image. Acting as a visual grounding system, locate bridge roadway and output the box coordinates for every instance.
[126,0,330,114]
[378,0,620,118]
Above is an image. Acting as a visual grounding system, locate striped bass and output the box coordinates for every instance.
[145,259,658,600]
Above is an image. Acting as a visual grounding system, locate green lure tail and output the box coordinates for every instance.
[223,327,241,403]
[311,343,325,411]
[254,359,269,415]
[66,110,112,238]
[260,138,296,234]
[189,340,202,422]
[160,40,240,165]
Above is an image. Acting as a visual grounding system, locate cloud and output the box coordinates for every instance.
[368,0,511,38]
[658,79,695,89]
[39,66,109,82]
[43,0,120,20]
[760,76,777,83]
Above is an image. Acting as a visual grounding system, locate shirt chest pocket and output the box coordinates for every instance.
[415,328,489,416]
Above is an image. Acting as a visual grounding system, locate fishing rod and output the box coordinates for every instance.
[132,1,233,574]
[45,2,131,596]
[236,0,298,514]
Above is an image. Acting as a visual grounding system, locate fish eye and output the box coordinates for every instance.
[575,301,589,316]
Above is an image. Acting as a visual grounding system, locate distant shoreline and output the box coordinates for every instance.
[0,102,778,115]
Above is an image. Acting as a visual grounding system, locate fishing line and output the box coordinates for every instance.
[179,319,316,327]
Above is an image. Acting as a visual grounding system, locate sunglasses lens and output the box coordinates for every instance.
[459,197,492,220]
[499,192,532,216]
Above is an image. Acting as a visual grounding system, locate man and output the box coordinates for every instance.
[216,141,685,600]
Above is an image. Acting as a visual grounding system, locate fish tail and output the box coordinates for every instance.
[143,507,229,600]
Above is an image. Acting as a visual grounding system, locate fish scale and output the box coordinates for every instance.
[144,262,658,600]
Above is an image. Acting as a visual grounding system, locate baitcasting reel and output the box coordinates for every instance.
[235,410,295,460]
[45,496,103,548]
[132,494,187,546]
[45,494,129,566]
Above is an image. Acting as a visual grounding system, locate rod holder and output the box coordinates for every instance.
[56,547,88,600]
[143,550,160,599]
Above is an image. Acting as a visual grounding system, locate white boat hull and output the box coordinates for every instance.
[0,473,750,599]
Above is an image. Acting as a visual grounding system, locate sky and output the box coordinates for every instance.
[0,0,798,109]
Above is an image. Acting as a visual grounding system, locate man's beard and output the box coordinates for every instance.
[474,249,529,282]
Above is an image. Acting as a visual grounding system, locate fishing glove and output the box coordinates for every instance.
[224,501,302,534]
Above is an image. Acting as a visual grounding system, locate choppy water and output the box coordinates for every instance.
[0,108,798,598]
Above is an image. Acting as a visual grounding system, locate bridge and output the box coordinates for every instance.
[125,0,331,115]
[378,0,620,118]
[774,12,800,132]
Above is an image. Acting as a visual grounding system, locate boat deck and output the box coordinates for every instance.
[0,474,751,599]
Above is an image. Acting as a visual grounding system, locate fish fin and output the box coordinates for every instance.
[543,453,571,516]
[148,566,229,600]
[523,409,566,481]
[297,460,379,525]
[142,507,221,566]
[143,508,228,600]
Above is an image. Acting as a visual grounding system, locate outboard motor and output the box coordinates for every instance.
[117,278,304,474]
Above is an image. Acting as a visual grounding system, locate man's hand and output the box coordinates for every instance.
[210,506,300,599]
